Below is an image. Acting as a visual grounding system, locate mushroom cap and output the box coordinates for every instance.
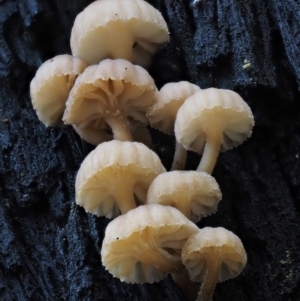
[182,227,247,283]
[75,140,166,218]
[30,55,87,126]
[175,88,255,153]
[147,171,222,222]
[71,0,169,67]
[101,204,199,283]
[148,81,201,134]
[62,59,157,143]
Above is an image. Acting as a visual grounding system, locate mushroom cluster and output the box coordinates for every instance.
[29,1,255,301]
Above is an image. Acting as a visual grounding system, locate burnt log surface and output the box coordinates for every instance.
[0,0,300,300]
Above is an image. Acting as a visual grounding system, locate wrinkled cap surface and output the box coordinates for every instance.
[175,88,254,153]
[75,140,166,218]
[182,227,247,283]
[30,55,87,126]
[63,59,157,143]
[147,171,222,222]
[71,0,169,67]
[101,204,199,283]
[148,81,200,134]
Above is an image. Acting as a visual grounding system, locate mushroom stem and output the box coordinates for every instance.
[108,28,134,62]
[114,183,136,214]
[197,252,222,301]
[106,115,133,141]
[171,141,187,170]
[197,130,222,174]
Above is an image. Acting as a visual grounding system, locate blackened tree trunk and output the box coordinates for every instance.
[0,0,300,300]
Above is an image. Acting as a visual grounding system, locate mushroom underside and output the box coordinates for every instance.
[185,247,246,283]
[76,167,157,217]
[73,19,168,65]
[103,224,192,283]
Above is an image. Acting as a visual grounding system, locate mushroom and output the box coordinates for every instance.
[70,0,169,67]
[101,204,198,283]
[181,227,247,301]
[75,140,166,218]
[175,88,254,174]
[63,59,157,142]
[148,81,200,170]
[147,171,222,222]
[30,55,87,126]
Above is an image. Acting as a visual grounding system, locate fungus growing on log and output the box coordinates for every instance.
[75,140,166,218]
[63,59,157,143]
[30,55,87,126]
[70,0,169,67]
[147,171,222,222]
[148,81,200,169]
[101,204,198,283]
[175,88,254,174]
[182,227,247,301]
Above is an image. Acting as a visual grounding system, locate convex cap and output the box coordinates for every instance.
[147,171,222,222]
[148,81,201,170]
[71,0,169,67]
[101,204,198,283]
[182,227,247,301]
[75,140,166,218]
[175,88,254,174]
[30,55,87,126]
[63,59,157,143]
[148,81,200,134]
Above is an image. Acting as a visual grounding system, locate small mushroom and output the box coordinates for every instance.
[147,171,222,222]
[75,140,166,218]
[181,227,247,301]
[101,204,199,283]
[30,55,87,126]
[148,81,200,170]
[175,88,254,174]
[63,59,157,142]
[70,0,169,67]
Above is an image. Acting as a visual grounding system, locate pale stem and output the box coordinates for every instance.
[112,41,134,62]
[197,130,223,174]
[106,115,133,141]
[171,141,187,170]
[197,252,222,301]
[109,28,134,62]
[113,182,136,214]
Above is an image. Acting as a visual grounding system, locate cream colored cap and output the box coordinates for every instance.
[71,0,169,67]
[101,204,198,283]
[147,171,222,222]
[147,81,200,134]
[75,140,166,217]
[30,55,87,126]
[63,59,157,143]
[175,88,254,153]
[182,227,247,283]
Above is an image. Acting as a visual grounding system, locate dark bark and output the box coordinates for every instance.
[1,0,300,300]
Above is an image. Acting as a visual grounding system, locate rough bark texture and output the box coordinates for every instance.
[1,0,300,300]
